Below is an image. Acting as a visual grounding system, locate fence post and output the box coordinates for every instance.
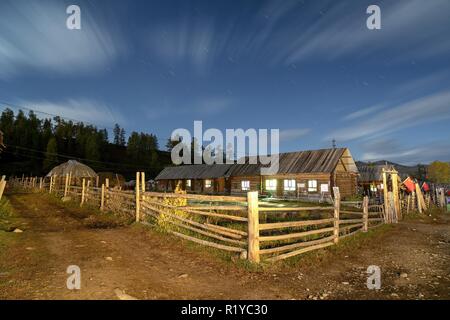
[100,183,105,211]
[81,178,85,206]
[247,191,260,263]
[39,177,43,190]
[391,172,400,220]
[87,180,91,203]
[382,169,389,219]
[0,176,6,201]
[135,172,141,223]
[363,196,369,232]
[49,176,53,193]
[414,183,423,213]
[64,173,69,197]
[333,187,340,244]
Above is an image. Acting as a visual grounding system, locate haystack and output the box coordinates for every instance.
[46,160,97,178]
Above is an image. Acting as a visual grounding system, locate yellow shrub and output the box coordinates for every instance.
[156,183,189,231]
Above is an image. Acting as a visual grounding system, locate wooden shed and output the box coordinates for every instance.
[155,148,359,199]
[357,162,408,197]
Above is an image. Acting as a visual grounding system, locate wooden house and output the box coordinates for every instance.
[155,148,359,199]
[357,162,409,197]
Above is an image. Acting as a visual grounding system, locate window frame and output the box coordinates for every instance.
[265,179,277,191]
[308,180,318,192]
[241,180,250,191]
[284,179,296,191]
[204,179,212,188]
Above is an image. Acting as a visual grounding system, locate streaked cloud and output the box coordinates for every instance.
[0,0,126,79]
[360,139,450,165]
[343,104,384,121]
[393,69,450,96]
[17,98,125,127]
[146,17,219,75]
[273,0,450,65]
[327,90,450,141]
[145,0,450,73]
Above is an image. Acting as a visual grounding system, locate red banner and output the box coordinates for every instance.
[403,177,415,193]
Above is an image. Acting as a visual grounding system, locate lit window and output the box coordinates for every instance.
[284,179,296,191]
[308,180,317,192]
[205,179,212,188]
[265,179,277,191]
[186,179,191,187]
[241,180,250,191]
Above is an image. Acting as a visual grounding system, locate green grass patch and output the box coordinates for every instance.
[0,197,19,233]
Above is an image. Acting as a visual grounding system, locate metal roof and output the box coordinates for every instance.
[155,148,355,180]
[228,148,350,176]
[155,164,234,180]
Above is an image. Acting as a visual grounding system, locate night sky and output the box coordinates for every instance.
[1,0,449,165]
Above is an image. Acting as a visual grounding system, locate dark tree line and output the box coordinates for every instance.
[0,108,170,179]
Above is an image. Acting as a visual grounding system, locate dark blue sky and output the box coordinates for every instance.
[0,0,449,165]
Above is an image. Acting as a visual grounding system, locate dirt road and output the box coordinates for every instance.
[0,194,449,300]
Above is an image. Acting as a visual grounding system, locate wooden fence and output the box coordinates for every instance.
[6,174,386,263]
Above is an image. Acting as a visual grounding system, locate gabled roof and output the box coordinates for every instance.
[228,148,356,176]
[156,148,357,180]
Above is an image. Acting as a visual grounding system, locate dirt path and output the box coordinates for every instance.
[1,194,449,300]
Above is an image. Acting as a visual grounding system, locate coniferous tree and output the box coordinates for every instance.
[43,137,58,171]
[113,124,121,145]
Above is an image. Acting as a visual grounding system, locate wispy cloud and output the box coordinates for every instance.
[272,0,450,65]
[360,139,450,165]
[392,69,450,96]
[17,98,125,127]
[144,0,305,73]
[146,16,219,75]
[145,0,450,72]
[0,0,126,79]
[327,90,450,141]
[280,128,310,142]
[343,104,384,121]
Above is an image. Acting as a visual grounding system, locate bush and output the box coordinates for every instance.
[0,198,13,217]
[154,184,188,232]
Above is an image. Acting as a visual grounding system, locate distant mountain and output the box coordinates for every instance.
[356,160,425,180]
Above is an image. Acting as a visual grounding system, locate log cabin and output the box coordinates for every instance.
[155,148,359,199]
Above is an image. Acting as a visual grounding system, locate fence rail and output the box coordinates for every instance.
[5,173,387,263]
